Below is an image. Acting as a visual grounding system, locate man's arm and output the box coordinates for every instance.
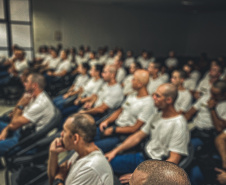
[48,138,67,185]
[183,107,197,121]
[80,103,109,115]
[99,108,123,132]
[104,119,144,136]
[166,151,182,165]
[105,130,148,161]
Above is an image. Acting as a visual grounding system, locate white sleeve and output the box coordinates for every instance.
[23,103,44,123]
[137,101,155,122]
[179,92,192,112]
[168,120,189,156]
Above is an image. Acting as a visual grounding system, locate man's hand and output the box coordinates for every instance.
[208,98,217,109]
[49,138,67,154]
[78,109,87,114]
[18,93,33,106]
[74,98,81,105]
[215,168,226,184]
[0,127,9,140]
[99,120,109,132]
[54,162,71,182]
[47,71,53,76]
[104,127,113,136]
[105,150,117,162]
[119,173,132,184]
[63,93,70,99]
[83,102,93,109]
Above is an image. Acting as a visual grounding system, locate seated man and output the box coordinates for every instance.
[0,49,29,86]
[171,70,192,113]
[53,63,90,111]
[48,113,113,185]
[95,69,156,153]
[62,64,124,120]
[147,61,165,95]
[0,73,55,155]
[127,160,191,185]
[184,80,226,151]
[105,83,189,175]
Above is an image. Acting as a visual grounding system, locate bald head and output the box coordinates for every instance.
[130,160,190,185]
[134,69,149,86]
[161,83,178,103]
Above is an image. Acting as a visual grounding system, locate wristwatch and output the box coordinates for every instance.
[17,105,24,110]
[53,178,65,185]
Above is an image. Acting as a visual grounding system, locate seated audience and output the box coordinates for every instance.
[137,50,151,69]
[124,50,135,68]
[95,69,156,153]
[0,73,55,155]
[114,56,127,84]
[48,113,113,185]
[62,64,124,120]
[105,83,189,174]
[165,50,178,73]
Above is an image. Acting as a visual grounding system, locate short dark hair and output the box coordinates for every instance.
[94,64,103,75]
[70,114,96,143]
[30,73,46,90]
[173,70,187,79]
[213,80,226,94]
[81,62,90,72]
[136,160,191,185]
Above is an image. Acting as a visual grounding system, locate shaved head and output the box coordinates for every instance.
[161,83,178,103]
[129,160,190,185]
[134,69,149,86]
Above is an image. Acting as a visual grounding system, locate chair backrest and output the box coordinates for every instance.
[179,143,194,169]
[5,107,62,157]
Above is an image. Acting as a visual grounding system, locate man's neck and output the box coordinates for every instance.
[151,73,158,79]
[107,79,117,86]
[137,87,148,98]
[77,142,99,160]
[178,85,185,91]
[162,105,179,118]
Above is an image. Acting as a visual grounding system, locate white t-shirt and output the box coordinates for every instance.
[142,112,189,160]
[116,94,156,127]
[23,91,55,131]
[106,57,115,65]
[124,57,135,68]
[55,59,71,73]
[116,67,127,84]
[183,78,197,91]
[195,77,211,96]
[88,59,99,66]
[66,150,113,185]
[190,70,201,83]
[73,74,89,91]
[14,59,29,74]
[175,89,192,112]
[76,55,87,65]
[193,94,226,130]
[48,57,61,70]
[94,83,124,109]
[147,76,165,95]
[82,78,104,97]
[98,55,108,65]
[165,57,178,68]
[138,58,151,69]
[159,73,169,83]
[122,74,136,95]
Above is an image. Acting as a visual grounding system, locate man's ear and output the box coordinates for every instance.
[166,96,173,104]
[73,133,79,145]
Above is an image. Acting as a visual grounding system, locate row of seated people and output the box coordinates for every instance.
[0,45,226,184]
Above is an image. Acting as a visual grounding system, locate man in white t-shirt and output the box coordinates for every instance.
[94,70,156,153]
[78,64,124,119]
[184,80,226,151]
[194,62,222,100]
[48,113,113,185]
[114,56,127,84]
[147,61,165,95]
[171,70,192,113]
[0,73,55,155]
[105,83,189,175]
[165,50,178,72]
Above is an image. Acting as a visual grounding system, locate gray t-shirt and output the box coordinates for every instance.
[65,150,113,185]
